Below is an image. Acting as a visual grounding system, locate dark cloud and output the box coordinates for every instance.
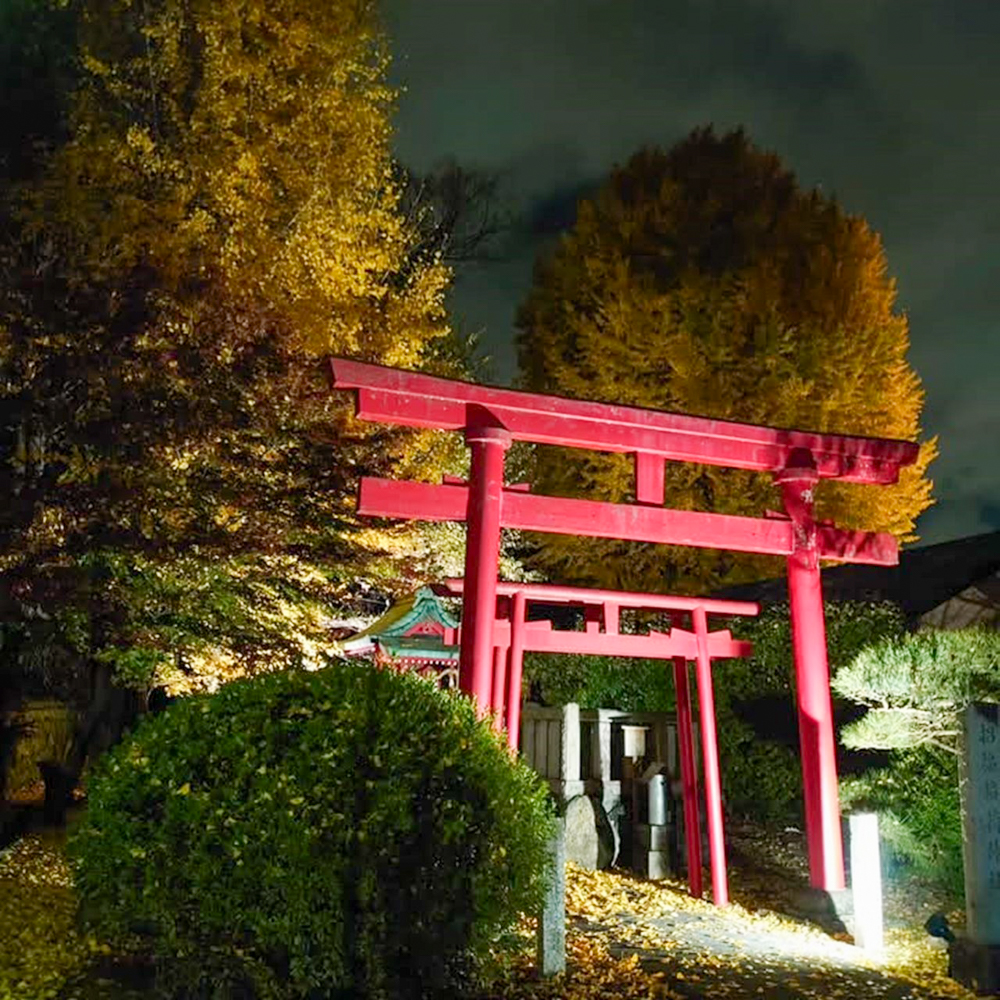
[383,0,1000,544]
[527,182,598,237]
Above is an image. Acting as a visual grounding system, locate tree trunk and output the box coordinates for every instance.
[39,660,118,825]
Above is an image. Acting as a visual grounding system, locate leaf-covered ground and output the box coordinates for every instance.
[550,863,968,1000]
[489,824,972,1000]
[0,819,978,1000]
[0,829,94,1000]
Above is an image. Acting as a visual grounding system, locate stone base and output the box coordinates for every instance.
[633,822,671,852]
[780,887,851,935]
[950,938,1000,995]
[633,845,671,880]
[548,778,586,805]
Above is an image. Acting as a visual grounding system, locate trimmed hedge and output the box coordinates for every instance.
[718,601,906,823]
[523,651,674,713]
[71,662,556,999]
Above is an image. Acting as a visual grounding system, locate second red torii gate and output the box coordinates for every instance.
[444,578,759,905]
[331,357,920,891]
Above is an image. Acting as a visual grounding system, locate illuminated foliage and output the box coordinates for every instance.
[38,0,450,364]
[835,628,1000,752]
[0,832,94,999]
[0,0,462,702]
[0,823,973,999]
[517,128,936,593]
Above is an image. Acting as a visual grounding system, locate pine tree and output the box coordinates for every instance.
[517,129,936,593]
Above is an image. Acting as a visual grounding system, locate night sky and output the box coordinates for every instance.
[383,0,1000,547]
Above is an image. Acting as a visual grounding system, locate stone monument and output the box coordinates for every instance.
[537,820,566,977]
[563,794,614,870]
[951,702,1000,992]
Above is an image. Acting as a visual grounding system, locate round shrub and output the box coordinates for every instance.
[70,662,557,999]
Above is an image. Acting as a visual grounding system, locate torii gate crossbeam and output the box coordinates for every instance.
[333,357,914,483]
[331,358,920,892]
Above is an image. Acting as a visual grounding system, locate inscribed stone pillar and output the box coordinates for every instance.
[536,819,566,977]
[951,703,1000,993]
[961,702,1000,945]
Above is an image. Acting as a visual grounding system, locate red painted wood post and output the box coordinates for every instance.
[634,452,665,504]
[603,601,619,634]
[506,590,527,751]
[459,419,511,718]
[693,605,729,906]
[778,455,846,891]
[672,652,703,898]
[491,644,507,732]
[583,605,602,633]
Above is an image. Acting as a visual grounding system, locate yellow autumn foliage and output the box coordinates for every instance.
[517,129,936,593]
[38,0,449,366]
[0,0,463,691]
[0,828,974,1000]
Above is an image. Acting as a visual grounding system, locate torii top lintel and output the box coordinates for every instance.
[444,578,760,617]
[442,578,760,660]
[330,358,919,485]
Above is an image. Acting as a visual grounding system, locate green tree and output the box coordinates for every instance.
[0,0,461,793]
[834,629,1000,752]
[832,629,1000,893]
[0,0,75,187]
[517,128,935,593]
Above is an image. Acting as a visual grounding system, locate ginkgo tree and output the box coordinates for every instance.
[517,128,936,593]
[0,0,465,790]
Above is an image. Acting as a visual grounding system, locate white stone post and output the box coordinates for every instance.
[849,812,884,952]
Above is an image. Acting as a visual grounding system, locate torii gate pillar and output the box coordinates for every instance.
[779,454,845,891]
[459,420,510,715]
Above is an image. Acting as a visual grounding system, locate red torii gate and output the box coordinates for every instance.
[330,357,919,892]
[444,578,759,905]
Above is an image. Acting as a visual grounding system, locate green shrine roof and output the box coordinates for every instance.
[338,586,459,661]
